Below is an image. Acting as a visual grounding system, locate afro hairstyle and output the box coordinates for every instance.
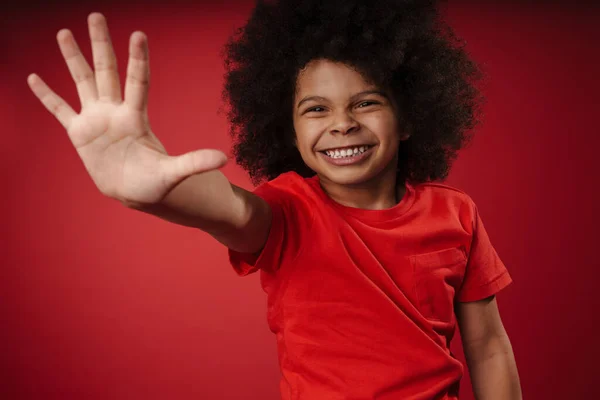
[223,0,485,185]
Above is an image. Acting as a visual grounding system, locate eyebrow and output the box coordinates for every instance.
[296,90,389,109]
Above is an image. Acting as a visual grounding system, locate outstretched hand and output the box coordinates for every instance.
[28,12,228,206]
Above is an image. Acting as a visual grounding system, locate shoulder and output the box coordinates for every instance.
[413,181,474,205]
[254,171,314,196]
[253,171,320,208]
[255,171,311,192]
[411,181,478,224]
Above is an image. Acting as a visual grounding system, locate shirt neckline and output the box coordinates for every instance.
[307,174,416,222]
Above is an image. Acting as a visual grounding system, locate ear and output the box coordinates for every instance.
[399,120,412,141]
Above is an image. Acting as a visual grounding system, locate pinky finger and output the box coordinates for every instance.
[27,73,77,129]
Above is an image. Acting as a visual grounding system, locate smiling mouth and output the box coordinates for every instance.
[320,145,375,159]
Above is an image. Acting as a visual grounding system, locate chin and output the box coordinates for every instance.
[316,166,381,186]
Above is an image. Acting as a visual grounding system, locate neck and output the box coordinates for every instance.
[318,161,404,210]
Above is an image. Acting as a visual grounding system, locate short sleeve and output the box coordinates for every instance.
[228,173,311,276]
[456,203,513,302]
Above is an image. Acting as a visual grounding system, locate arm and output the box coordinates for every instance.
[455,296,522,400]
[136,170,271,254]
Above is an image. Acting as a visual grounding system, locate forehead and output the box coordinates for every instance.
[295,59,376,97]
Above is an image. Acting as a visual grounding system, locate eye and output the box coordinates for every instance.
[357,101,377,108]
[306,106,325,113]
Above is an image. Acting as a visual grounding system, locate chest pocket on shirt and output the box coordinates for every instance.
[411,247,466,323]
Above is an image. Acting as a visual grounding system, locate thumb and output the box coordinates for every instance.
[163,149,229,181]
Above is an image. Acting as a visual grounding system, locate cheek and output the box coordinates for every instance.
[362,114,399,140]
[294,120,324,152]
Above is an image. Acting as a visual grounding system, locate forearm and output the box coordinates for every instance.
[465,334,522,400]
[141,170,241,231]
[130,170,270,253]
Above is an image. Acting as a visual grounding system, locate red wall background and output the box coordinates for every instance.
[1,1,598,399]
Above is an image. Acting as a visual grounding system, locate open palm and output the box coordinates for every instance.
[28,13,227,206]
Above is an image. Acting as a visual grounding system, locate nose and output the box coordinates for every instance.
[329,111,359,135]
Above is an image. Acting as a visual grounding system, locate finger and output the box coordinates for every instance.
[27,73,77,129]
[124,31,150,111]
[57,29,98,107]
[88,12,121,101]
[163,149,228,181]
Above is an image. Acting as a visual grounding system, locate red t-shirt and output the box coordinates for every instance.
[229,172,512,400]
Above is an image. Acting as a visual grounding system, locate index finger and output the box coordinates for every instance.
[124,31,150,111]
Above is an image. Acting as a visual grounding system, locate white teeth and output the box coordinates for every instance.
[324,146,370,159]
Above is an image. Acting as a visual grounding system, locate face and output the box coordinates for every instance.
[292,59,409,187]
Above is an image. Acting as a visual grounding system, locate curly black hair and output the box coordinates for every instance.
[223,0,485,185]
